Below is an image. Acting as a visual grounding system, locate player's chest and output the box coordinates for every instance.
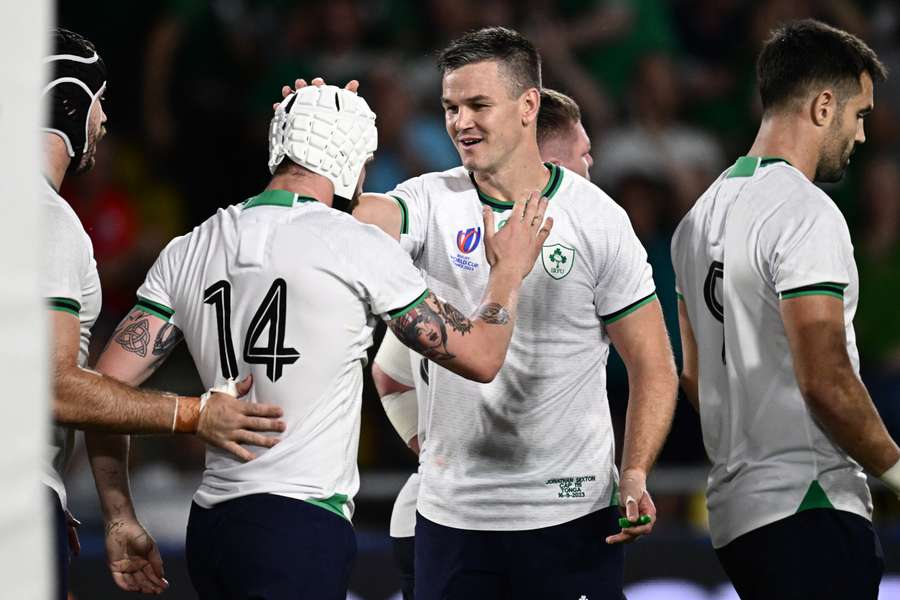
[420,201,591,295]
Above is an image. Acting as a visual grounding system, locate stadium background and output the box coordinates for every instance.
[54,0,900,597]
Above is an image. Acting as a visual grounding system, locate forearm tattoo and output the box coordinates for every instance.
[113,313,151,358]
[436,297,473,335]
[152,322,184,357]
[476,302,510,325]
[389,296,471,362]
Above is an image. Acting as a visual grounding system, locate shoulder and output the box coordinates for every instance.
[554,169,631,227]
[392,166,471,197]
[42,188,92,253]
[757,166,846,227]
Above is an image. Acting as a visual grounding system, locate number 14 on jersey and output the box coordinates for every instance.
[203,279,300,382]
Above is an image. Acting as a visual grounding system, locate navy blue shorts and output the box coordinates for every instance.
[186,494,356,600]
[716,508,883,600]
[392,535,415,600]
[49,488,68,600]
[415,507,625,600]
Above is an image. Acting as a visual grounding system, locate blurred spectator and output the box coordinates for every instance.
[595,53,725,219]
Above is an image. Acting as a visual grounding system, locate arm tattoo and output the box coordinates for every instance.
[152,322,184,357]
[113,315,151,358]
[436,298,473,335]
[389,297,468,363]
[475,302,510,325]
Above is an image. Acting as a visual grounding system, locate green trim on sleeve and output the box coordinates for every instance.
[48,297,81,317]
[780,282,847,301]
[602,292,658,325]
[135,297,176,321]
[390,195,409,235]
[304,493,350,521]
[387,289,430,320]
[676,291,685,301]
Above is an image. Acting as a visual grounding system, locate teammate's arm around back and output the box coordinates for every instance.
[604,298,678,544]
[781,294,900,486]
[388,194,553,383]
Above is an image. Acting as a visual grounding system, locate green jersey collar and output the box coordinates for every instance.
[243,189,318,209]
[469,162,564,211]
[727,156,793,178]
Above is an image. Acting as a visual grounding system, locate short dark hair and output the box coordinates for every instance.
[757,19,887,112]
[437,26,541,97]
[537,89,581,144]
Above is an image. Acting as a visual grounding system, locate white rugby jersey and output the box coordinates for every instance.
[671,156,871,548]
[135,190,428,520]
[375,328,429,538]
[389,164,656,530]
[41,179,102,509]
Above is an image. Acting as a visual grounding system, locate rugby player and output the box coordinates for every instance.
[373,87,596,600]
[352,27,677,598]
[672,19,897,599]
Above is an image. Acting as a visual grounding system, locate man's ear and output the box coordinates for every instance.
[811,88,837,127]
[521,87,540,127]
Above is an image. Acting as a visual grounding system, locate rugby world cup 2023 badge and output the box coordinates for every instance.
[541,243,575,279]
[451,226,481,272]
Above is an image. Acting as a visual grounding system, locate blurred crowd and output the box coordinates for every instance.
[57,0,900,480]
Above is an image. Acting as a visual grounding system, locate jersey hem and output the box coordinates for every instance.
[47,297,80,317]
[135,297,175,321]
[602,291,657,324]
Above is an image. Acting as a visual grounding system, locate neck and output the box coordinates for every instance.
[266,171,335,207]
[747,114,819,181]
[43,134,72,192]
[472,141,549,202]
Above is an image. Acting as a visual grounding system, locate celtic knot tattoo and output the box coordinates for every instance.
[114,317,151,357]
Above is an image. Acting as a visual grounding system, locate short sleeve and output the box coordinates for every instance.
[388,176,429,261]
[135,237,182,326]
[374,328,416,387]
[42,207,90,316]
[761,195,852,300]
[595,208,657,323]
[342,223,429,321]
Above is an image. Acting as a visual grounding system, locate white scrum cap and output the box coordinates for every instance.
[268,85,378,200]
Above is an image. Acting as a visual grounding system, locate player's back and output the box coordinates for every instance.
[672,157,870,548]
[141,190,426,519]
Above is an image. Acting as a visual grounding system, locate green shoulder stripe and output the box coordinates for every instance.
[780,282,846,300]
[135,297,176,321]
[388,289,430,320]
[48,297,80,317]
[602,292,658,324]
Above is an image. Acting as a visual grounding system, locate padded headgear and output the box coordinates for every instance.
[268,85,377,201]
[43,28,107,174]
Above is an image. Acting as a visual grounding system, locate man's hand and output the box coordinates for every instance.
[482,193,553,279]
[105,518,168,594]
[273,77,360,109]
[606,469,657,544]
[197,375,286,461]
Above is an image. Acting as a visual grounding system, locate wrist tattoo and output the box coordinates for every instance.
[476,302,510,325]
